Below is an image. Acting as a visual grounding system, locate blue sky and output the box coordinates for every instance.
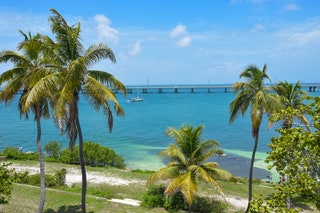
[0,0,319,85]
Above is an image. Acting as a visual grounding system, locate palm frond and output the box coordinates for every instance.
[195,165,227,200]
[84,44,116,67]
[147,166,179,186]
[0,50,30,66]
[159,144,187,166]
[0,74,24,104]
[88,70,126,94]
[229,89,252,123]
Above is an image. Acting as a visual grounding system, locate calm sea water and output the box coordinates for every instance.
[1,87,318,179]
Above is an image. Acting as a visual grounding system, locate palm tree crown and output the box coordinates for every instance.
[148,125,232,205]
[229,64,279,137]
[271,81,309,130]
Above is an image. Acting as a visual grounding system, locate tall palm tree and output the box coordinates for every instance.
[148,125,232,209]
[47,9,126,212]
[0,31,52,213]
[272,81,309,130]
[229,64,280,212]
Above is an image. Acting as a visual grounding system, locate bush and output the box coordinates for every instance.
[164,191,188,212]
[142,185,188,212]
[141,184,166,208]
[0,163,15,204]
[44,141,62,159]
[13,171,29,183]
[1,146,38,160]
[59,148,79,164]
[83,141,125,168]
[54,168,67,187]
[14,168,67,187]
[58,141,125,169]
[190,197,226,213]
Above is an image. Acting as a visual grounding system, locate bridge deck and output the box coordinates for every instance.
[1,84,319,94]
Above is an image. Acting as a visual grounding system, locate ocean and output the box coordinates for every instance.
[1,86,318,180]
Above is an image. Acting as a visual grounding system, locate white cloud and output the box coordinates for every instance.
[94,14,119,44]
[169,24,192,47]
[274,18,320,50]
[288,29,320,46]
[129,42,141,56]
[169,24,187,37]
[177,36,192,47]
[250,24,266,33]
[284,3,299,11]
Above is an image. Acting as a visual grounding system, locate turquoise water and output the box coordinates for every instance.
[1,88,318,179]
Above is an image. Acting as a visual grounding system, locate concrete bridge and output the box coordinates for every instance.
[123,84,319,94]
[1,84,319,94]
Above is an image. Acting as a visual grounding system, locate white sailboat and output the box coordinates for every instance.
[131,88,143,102]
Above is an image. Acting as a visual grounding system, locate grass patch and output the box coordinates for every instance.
[1,160,315,212]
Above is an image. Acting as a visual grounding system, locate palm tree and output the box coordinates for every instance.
[148,125,232,210]
[229,64,280,212]
[47,9,126,212]
[0,31,52,213]
[272,81,309,130]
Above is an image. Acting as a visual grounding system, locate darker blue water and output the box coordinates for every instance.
[1,89,318,179]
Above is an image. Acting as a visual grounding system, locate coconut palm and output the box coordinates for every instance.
[47,9,126,212]
[148,125,232,209]
[272,81,309,130]
[0,31,52,213]
[229,64,280,212]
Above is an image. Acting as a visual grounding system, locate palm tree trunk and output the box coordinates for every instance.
[245,132,259,213]
[35,105,45,213]
[75,108,87,213]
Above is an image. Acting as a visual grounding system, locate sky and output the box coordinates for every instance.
[0,0,319,85]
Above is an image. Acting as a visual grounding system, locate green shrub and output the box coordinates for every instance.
[0,163,15,204]
[54,168,67,187]
[83,141,125,168]
[141,184,166,208]
[164,191,188,212]
[13,171,29,183]
[44,141,62,159]
[27,174,55,187]
[190,196,226,213]
[13,168,67,188]
[1,147,20,159]
[58,141,125,169]
[0,146,38,160]
[59,148,79,164]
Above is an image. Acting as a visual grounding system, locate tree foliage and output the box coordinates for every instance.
[0,163,15,204]
[58,141,125,169]
[251,97,320,211]
[45,141,62,159]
